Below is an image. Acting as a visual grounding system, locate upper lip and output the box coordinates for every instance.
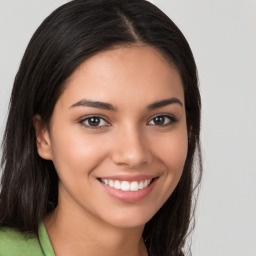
[97,174,158,181]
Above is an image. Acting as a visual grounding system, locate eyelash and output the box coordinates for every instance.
[79,114,177,129]
[79,115,109,129]
[147,114,178,127]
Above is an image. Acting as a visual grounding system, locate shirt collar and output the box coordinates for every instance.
[38,222,55,256]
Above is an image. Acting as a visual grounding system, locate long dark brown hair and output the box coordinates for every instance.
[0,0,202,255]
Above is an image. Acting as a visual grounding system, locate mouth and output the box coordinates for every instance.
[98,177,157,192]
[97,176,158,202]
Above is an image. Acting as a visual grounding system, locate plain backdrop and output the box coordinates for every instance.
[0,1,255,255]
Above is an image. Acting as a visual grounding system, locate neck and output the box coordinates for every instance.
[44,200,148,256]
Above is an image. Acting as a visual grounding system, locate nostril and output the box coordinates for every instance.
[110,147,151,168]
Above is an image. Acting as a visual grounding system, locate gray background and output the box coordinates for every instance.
[0,0,255,255]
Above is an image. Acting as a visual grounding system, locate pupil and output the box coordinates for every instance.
[154,116,164,125]
[88,117,100,126]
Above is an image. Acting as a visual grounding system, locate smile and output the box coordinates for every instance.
[99,178,152,192]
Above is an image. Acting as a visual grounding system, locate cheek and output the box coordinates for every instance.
[152,129,188,196]
[155,130,188,170]
[50,127,109,179]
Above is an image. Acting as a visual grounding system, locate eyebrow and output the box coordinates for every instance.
[147,98,183,110]
[69,97,183,111]
[69,99,117,111]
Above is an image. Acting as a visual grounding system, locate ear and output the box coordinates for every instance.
[33,115,53,160]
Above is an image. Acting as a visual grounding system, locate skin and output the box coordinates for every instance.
[34,45,188,256]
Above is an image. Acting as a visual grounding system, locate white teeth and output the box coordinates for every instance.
[109,180,114,188]
[114,180,121,189]
[138,181,144,190]
[100,178,153,192]
[102,179,108,185]
[120,181,130,191]
[130,181,139,191]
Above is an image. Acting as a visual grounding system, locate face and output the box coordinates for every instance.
[36,45,188,229]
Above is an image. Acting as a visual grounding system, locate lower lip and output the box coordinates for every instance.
[99,179,157,203]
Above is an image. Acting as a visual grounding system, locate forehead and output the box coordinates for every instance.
[59,45,184,108]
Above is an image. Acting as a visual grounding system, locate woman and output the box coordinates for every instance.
[0,0,202,255]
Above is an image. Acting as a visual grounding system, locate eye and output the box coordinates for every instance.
[80,116,109,128]
[148,115,177,126]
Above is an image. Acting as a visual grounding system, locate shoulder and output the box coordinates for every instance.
[0,226,43,256]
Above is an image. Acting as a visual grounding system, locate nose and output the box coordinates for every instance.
[110,125,152,168]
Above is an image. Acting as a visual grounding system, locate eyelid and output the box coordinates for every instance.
[79,115,111,128]
[147,114,178,126]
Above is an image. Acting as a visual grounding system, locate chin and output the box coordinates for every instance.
[100,206,158,230]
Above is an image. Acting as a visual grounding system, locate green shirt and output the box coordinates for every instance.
[0,223,55,256]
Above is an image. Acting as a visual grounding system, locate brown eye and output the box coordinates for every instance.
[148,115,177,126]
[88,117,100,126]
[81,116,109,128]
[153,116,165,125]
